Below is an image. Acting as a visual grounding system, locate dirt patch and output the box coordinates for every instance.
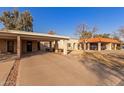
[4,59,20,86]
[0,60,14,85]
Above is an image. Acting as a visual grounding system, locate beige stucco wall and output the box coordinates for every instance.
[0,39,7,53]
[58,39,78,50]
[106,43,112,50]
[32,41,38,52]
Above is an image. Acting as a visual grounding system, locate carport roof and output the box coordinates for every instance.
[0,30,70,40]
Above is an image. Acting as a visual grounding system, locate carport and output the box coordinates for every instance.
[0,30,69,59]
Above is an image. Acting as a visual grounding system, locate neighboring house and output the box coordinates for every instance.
[0,30,69,58]
[79,37,121,51]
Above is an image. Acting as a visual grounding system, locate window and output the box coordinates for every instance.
[7,40,14,53]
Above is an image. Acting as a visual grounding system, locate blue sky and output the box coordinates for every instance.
[0,7,124,37]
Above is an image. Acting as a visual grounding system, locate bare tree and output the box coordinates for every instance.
[94,33,110,38]
[111,31,120,41]
[76,24,97,39]
[92,26,98,37]
[118,27,124,38]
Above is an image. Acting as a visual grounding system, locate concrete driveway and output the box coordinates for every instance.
[17,52,99,86]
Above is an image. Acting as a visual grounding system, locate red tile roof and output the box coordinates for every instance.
[79,37,120,43]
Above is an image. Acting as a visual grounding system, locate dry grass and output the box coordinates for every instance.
[70,51,124,85]
[78,50,124,85]
[82,51,124,69]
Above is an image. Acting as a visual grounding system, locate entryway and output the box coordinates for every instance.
[7,40,14,53]
[27,41,32,52]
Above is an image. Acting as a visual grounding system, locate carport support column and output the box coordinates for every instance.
[83,42,86,50]
[98,42,101,51]
[63,40,67,55]
[55,40,58,53]
[108,43,112,50]
[17,35,21,59]
[79,44,82,50]
[75,43,78,50]
[114,44,117,50]
[87,43,90,50]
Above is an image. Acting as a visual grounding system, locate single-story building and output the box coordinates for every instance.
[0,30,69,58]
[79,37,121,51]
[0,30,122,59]
[58,38,79,51]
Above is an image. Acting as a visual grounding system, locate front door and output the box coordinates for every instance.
[37,42,40,50]
[27,41,32,52]
[7,40,14,53]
